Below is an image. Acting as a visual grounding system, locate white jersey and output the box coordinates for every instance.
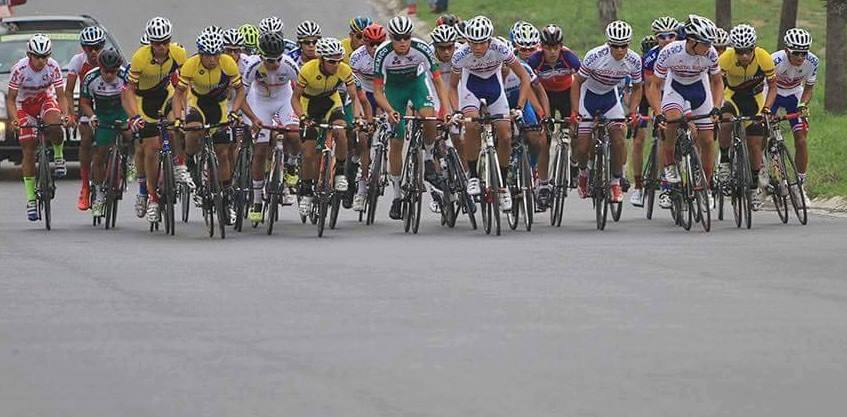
[578,45,642,94]
[451,38,516,80]
[242,55,299,101]
[67,52,96,78]
[654,40,720,84]
[239,54,260,77]
[8,57,64,104]
[349,45,378,93]
[504,61,537,95]
[771,50,818,96]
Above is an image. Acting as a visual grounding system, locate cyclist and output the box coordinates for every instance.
[66,26,106,212]
[175,29,256,224]
[450,15,534,213]
[525,24,581,120]
[291,37,361,217]
[511,22,541,62]
[259,16,283,35]
[349,23,387,211]
[371,15,450,220]
[122,16,188,222]
[222,28,258,78]
[79,48,131,218]
[714,28,729,55]
[288,20,322,65]
[570,21,642,203]
[717,23,777,211]
[646,15,723,207]
[342,16,372,62]
[239,24,260,55]
[8,33,70,221]
[243,32,302,223]
[771,28,817,189]
[630,16,678,207]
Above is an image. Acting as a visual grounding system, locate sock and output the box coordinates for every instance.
[392,175,402,200]
[611,177,621,185]
[23,176,36,201]
[52,143,64,159]
[719,147,730,163]
[148,191,159,203]
[252,180,264,204]
[138,176,148,196]
[798,172,806,183]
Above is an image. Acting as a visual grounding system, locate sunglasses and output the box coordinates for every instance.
[735,47,754,55]
[83,44,104,51]
[391,34,411,41]
[150,39,170,46]
[263,56,282,63]
[789,49,808,57]
[656,32,676,40]
[299,39,318,46]
[323,58,342,64]
[608,43,629,50]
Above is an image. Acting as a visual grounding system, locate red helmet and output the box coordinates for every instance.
[362,23,386,44]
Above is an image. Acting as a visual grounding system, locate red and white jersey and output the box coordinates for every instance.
[8,57,64,104]
[451,38,516,80]
[67,52,96,79]
[578,45,642,94]
[771,50,818,96]
[654,40,719,84]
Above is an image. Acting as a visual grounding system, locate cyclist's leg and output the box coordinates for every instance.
[78,117,94,202]
[775,93,808,177]
[661,82,693,168]
[92,123,117,185]
[184,104,207,155]
[329,107,349,187]
[40,98,64,152]
[689,84,717,182]
[738,93,766,186]
[18,111,37,206]
[385,83,412,200]
[631,97,650,191]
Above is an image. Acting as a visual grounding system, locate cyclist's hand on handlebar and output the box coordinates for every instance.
[387,111,400,125]
[128,115,145,133]
[88,114,99,129]
[512,108,524,125]
[63,114,76,128]
[627,112,639,129]
[568,111,580,127]
[709,106,722,123]
[653,114,667,128]
[798,102,809,117]
[227,111,242,124]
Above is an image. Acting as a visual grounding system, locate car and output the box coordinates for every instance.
[0,14,123,164]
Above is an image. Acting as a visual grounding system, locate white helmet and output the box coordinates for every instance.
[140,33,150,46]
[430,24,458,45]
[784,27,812,51]
[651,16,679,34]
[512,23,540,48]
[606,20,633,45]
[259,16,284,34]
[729,24,757,49]
[27,33,52,55]
[196,30,224,55]
[80,26,106,46]
[684,14,717,44]
[295,20,322,40]
[464,16,494,42]
[315,37,344,58]
[145,16,172,42]
[713,28,729,47]
[222,28,244,47]
[388,15,414,36]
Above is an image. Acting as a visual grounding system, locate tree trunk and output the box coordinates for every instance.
[826,0,847,113]
[715,0,732,29]
[597,0,619,27]
[777,0,799,50]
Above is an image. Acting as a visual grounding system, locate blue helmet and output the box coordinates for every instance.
[349,16,373,33]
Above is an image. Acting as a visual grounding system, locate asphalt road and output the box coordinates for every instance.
[3,2,847,416]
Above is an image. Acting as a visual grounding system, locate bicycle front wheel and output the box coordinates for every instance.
[38,146,52,231]
[487,149,501,236]
[162,153,176,235]
[781,145,807,225]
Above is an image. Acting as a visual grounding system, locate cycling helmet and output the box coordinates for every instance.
[455,21,467,39]
[196,30,224,55]
[145,16,172,42]
[259,16,284,34]
[239,24,260,49]
[363,23,387,44]
[315,37,344,58]
[606,20,632,45]
[296,20,322,39]
[729,24,757,49]
[202,25,222,35]
[98,47,123,70]
[222,28,244,47]
[350,16,372,33]
[784,27,812,51]
[258,31,286,58]
[684,14,717,44]
[640,35,657,54]
[512,23,540,48]
[436,14,460,27]
[140,33,149,45]
[80,26,106,46]
[540,24,563,45]
[27,33,52,55]
[388,15,414,36]
[651,16,679,34]
[463,16,494,42]
[713,28,729,47]
[430,24,457,45]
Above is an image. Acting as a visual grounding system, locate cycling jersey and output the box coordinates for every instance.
[525,48,581,92]
[504,61,539,124]
[243,54,299,99]
[578,45,642,94]
[81,66,130,146]
[654,40,720,128]
[297,59,354,123]
[771,50,818,96]
[641,45,661,77]
[179,54,241,133]
[342,37,355,63]
[128,43,187,124]
[373,38,438,83]
[349,45,377,93]
[8,57,63,105]
[68,52,96,79]
[719,47,775,95]
[452,38,516,115]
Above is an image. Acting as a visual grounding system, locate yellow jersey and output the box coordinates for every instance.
[341,37,356,64]
[296,59,354,98]
[178,54,241,101]
[719,47,775,95]
[128,43,187,95]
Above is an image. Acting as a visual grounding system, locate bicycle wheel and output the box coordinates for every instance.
[520,149,534,231]
[161,154,175,235]
[550,144,567,227]
[38,145,52,231]
[104,149,119,229]
[781,145,807,225]
[316,194,328,237]
[487,149,502,236]
[329,193,341,229]
[507,173,519,231]
[690,151,711,232]
[233,148,250,232]
[740,142,753,230]
[644,139,658,220]
[266,160,281,235]
[447,147,475,229]
[769,152,789,224]
[593,152,608,231]
[366,148,383,226]
[402,146,420,234]
[212,162,226,239]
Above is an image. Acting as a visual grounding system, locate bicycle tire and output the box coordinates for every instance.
[366,147,384,225]
[211,158,226,239]
[521,149,533,231]
[781,145,807,225]
[316,195,328,237]
[487,149,502,236]
[593,149,608,231]
[329,193,340,230]
[161,154,175,235]
[770,152,789,224]
[39,144,52,231]
[644,139,658,220]
[690,150,711,232]
[678,157,693,231]
[266,156,281,235]
[551,145,567,227]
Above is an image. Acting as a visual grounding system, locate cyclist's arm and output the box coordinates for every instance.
[54,85,70,117]
[709,73,723,109]
[508,59,531,110]
[121,82,139,118]
[764,77,777,110]
[645,75,662,115]
[629,83,643,114]
[172,83,187,122]
[65,73,78,114]
[291,83,305,119]
[6,88,17,121]
[371,79,394,115]
[570,74,584,115]
[346,80,361,121]
[79,96,95,118]
[533,82,550,118]
[800,84,814,107]
[230,84,247,114]
[430,72,451,115]
[525,82,545,119]
[356,88,373,121]
[449,70,460,111]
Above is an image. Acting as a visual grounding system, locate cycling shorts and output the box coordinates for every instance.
[661,78,714,131]
[16,93,60,142]
[578,85,625,135]
[386,76,435,139]
[770,93,808,133]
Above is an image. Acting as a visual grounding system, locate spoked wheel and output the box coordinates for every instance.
[781,146,807,225]
[329,193,341,230]
[487,151,502,236]
[507,188,520,231]
[690,151,711,232]
[365,185,379,225]
[520,151,533,231]
[180,183,190,223]
[317,193,329,238]
[770,155,790,224]
[716,185,725,221]
[38,150,52,231]
[550,145,567,227]
[644,141,658,220]
[593,155,609,231]
[610,200,622,222]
